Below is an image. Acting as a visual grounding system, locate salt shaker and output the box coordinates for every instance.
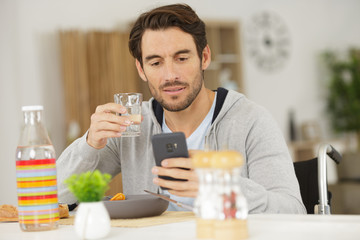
[212,150,248,240]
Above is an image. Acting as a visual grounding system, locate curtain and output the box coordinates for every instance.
[60,30,143,145]
[60,30,146,195]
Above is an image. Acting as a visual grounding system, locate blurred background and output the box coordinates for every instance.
[1,0,360,213]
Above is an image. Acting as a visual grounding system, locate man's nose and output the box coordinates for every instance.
[163,61,178,81]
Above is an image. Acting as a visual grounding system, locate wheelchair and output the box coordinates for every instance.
[294,143,342,214]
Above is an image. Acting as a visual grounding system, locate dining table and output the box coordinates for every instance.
[1,213,360,240]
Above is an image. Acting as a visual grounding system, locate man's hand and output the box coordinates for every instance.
[151,150,200,198]
[87,103,132,149]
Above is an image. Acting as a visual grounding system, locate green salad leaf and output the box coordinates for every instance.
[64,170,112,202]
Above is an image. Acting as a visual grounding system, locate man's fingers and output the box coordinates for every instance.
[153,177,198,193]
[91,121,127,133]
[87,102,135,149]
[151,155,199,198]
[95,103,126,114]
[91,112,131,125]
[161,157,193,169]
[152,166,197,181]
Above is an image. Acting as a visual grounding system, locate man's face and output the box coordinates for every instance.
[136,27,210,112]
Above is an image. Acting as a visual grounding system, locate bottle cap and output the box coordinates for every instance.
[21,105,44,111]
[211,150,244,169]
[192,151,215,168]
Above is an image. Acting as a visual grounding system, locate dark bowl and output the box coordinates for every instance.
[103,194,169,219]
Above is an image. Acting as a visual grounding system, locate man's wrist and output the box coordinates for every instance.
[86,131,104,149]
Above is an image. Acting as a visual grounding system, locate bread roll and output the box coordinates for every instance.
[59,204,70,218]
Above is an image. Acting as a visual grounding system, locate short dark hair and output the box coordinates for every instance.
[129,4,207,67]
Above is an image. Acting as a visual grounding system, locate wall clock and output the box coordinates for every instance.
[246,11,291,72]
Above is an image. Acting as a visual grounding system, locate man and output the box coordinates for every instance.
[57,4,306,214]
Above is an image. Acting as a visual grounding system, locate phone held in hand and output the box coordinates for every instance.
[151,132,189,189]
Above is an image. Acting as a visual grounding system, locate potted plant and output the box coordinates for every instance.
[65,170,112,239]
[323,48,360,180]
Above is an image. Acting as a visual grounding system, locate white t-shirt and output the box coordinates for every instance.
[161,93,217,211]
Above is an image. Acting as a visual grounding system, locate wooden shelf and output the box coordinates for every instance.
[204,20,243,93]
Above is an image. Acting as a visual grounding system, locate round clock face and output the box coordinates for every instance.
[246,11,291,72]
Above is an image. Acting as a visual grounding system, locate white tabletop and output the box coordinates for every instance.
[1,214,360,240]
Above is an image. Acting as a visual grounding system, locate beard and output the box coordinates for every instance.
[146,70,204,112]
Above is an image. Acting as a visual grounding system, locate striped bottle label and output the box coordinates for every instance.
[16,158,59,225]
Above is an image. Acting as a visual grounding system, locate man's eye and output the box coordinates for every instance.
[151,62,160,66]
[178,57,188,62]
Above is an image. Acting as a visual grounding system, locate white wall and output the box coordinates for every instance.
[0,0,19,205]
[1,0,359,205]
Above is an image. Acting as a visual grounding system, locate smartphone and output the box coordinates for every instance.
[151,132,189,188]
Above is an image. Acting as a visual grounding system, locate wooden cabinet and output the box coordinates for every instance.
[204,20,244,93]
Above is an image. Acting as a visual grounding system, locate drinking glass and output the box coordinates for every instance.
[114,93,142,137]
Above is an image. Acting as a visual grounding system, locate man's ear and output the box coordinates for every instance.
[135,59,147,82]
[201,45,211,70]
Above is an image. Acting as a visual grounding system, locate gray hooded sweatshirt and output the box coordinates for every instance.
[57,88,306,214]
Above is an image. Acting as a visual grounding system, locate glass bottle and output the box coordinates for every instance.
[15,105,59,231]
